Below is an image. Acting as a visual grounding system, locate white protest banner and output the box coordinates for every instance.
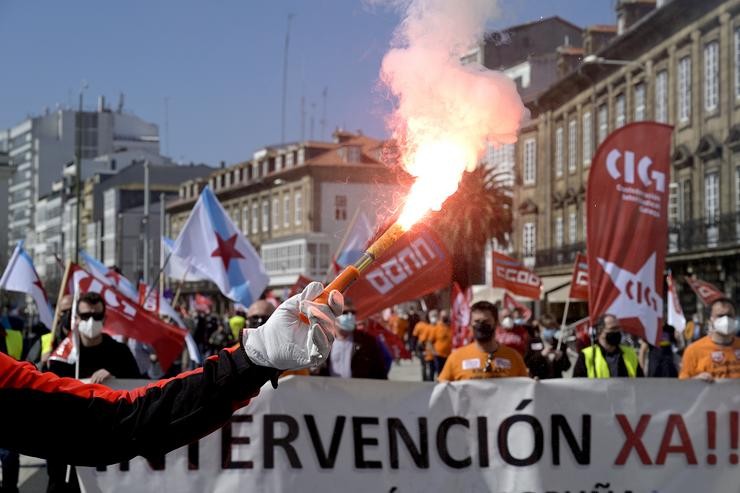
[79,377,740,493]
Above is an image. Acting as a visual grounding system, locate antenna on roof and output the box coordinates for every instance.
[281,13,295,144]
[117,92,125,113]
[320,86,328,140]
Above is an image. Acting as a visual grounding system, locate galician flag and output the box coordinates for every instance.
[173,186,269,307]
[161,237,209,282]
[332,210,375,274]
[0,241,54,329]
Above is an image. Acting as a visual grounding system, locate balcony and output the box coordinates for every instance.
[535,242,586,268]
[668,212,740,254]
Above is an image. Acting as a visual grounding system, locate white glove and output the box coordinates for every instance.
[242,282,343,370]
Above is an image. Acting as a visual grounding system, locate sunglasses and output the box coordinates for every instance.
[78,312,104,321]
[342,310,356,315]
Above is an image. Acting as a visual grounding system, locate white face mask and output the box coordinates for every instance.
[337,313,356,332]
[712,315,736,336]
[501,317,514,329]
[78,318,104,339]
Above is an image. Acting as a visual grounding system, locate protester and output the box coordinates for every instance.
[388,307,410,350]
[638,324,682,378]
[0,282,342,466]
[495,307,529,357]
[193,307,219,357]
[426,309,452,379]
[312,300,387,379]
[207,319,237,353]
[438,301,528,381]
[46,292,143,493]
[679,298,740,380]
[572,314,643,378]
[245,298,308,378]
[525,314,570,379]
[412,313,435,381]
[228,308,247,340]
[0,319,22,493]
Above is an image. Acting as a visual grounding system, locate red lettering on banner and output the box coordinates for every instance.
[614,414,653,465]
[655,415,697,465]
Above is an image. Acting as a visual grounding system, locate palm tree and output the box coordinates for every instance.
[428,164,513,288]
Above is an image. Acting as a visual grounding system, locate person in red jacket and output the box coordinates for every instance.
[0,282,342,466]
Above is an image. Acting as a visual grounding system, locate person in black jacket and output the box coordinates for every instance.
[313,301,387,379]
[0,282,342,468]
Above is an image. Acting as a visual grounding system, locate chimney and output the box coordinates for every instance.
[616,0,656,35]
[98,95,106,112]
[220,160,226,169]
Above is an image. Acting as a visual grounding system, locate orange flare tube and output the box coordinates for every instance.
[299,221,406,322]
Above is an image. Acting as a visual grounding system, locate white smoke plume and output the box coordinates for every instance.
[379,0,527,225]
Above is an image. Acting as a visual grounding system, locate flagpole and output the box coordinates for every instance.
[556,297,571,351]
[171,264,191,309]
[159,194,166,298]
[143,250,174,303]
[49,261,72,350]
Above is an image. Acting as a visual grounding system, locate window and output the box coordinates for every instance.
[261,200,269,233]
[705,172,719,222]
[669,182,680,224]
[582,111,592,165]
[523,138,536,185]
[682,179,692,223]
[597,105,608,144]
[655,71,668,123]
[704,42,719,112]
[735,29,740,99]
[554,216,563,248]
[286,152,294,168]
[569,211,577,243]
[242,205,249,234]
[615,94,626,128]
[272,197,280,231]
[568,119,577,173]
[295,191,303,226]
[283,195,291,228]
[335,195,347,221]
[633,83,645,121]
[678,56,691,123]
[523,222,536,257]
[251,203,259,234]
[555,127,563,178]
[274,155,283,172]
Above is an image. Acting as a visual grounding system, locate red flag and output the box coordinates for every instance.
[138,282,160,313]
[289,275,313,298]
[346,224,452,320]
[361,318,411,360]
[67,264,186,372]
[587,122,672,345]
[194,293,213,312]
[502,292,532,322]
[492,252,542,300]
[684,276,725,306]
[450,282,472,348]
[568,253,589,301]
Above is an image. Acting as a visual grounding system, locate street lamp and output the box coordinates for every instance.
[583,54,633,67]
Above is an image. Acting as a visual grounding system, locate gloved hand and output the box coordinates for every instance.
[242,282,343,370]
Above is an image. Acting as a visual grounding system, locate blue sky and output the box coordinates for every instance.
[0,0,615,166]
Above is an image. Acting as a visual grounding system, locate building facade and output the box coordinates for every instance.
[167,131,403,290]
[0,101,160,258]
[512,0,740,318]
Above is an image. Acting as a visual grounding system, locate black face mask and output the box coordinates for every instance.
[605,331,622,347]
[472,321,494,342]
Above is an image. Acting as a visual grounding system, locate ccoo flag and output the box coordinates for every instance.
[173,186,269,307]
[0,241,54,329]
[587,122,672,346]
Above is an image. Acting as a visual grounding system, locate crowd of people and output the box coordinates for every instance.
[0,290,738,492]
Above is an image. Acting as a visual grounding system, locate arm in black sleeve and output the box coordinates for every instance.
[572,351,588,377]
[0,346,279,466]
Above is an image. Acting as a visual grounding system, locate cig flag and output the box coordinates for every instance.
[80,250,138,301]
[161,237,209,282]
[587,122,672,345]
[0,241,54,329]
[173,186,269,307]
[491,252,542,300]
[568,253,589,301]
[666,273,686,333]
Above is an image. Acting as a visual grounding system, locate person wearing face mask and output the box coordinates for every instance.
[312,300,387,379]
[524,315,571,379]
[495,307,530,357]
[680,297,740,381]
[572,314,643,378]
[45,292,143,493]
[438,301,528,381]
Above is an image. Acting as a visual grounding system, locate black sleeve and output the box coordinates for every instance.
[572,352,588,377]
[0,346,279,466]
[114,343,144,379]
[557,348,572,373]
